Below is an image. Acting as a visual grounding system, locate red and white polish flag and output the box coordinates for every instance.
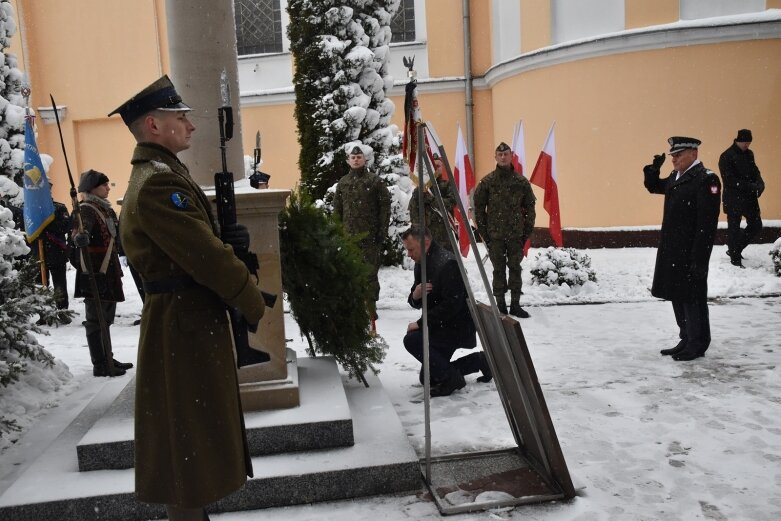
[453,126,476,257]
[511,120,527,177]
[530,123,563,247]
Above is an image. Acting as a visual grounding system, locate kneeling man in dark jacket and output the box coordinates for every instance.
[401,225,491,396]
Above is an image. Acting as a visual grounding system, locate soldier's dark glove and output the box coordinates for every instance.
[247,320,259,334]
[757,179,765,198]
[73,232,90,248]
[652,153,666,170]
[223,223,250,250]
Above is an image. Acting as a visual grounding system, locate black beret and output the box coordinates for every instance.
[108,75,191,126]
[667,136,701,154]
[78,169,110,193]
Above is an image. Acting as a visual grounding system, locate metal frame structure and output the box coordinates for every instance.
[412,121,575,514]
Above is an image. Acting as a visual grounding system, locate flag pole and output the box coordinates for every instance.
[49,94,115,373]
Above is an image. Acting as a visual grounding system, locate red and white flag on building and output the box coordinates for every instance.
[530,123,563,247]
[511,120,527,177]
[453,125,476,257]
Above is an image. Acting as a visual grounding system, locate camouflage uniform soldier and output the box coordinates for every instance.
[473,142,536,318]
[332,146,391,320]
[409,155,458,252]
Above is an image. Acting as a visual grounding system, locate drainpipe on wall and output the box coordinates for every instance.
[462,0,474,161]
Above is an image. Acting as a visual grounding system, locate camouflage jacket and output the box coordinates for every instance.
[409,178,457,251]
[333,167,391,244]
[473,165,536,241]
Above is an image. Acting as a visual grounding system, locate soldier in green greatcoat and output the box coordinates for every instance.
[112,75,265,521]
[332,145,391,321]
[408,154,458,252]
[473,142,536,317]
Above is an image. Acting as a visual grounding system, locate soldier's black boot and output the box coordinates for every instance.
[430,369,466,397]
[495,295,508,315]
[509,294,530,318]
[87,331,126,377]
[660,340,687,356]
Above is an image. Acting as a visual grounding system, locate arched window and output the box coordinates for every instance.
[391,0,416,43]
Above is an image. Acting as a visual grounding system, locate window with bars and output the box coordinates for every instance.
[390,0,416,43]
[234,0,283,55]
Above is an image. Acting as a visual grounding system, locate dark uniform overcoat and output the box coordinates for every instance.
[119,143,265,508]
[409,178,457,252]
[644,162,721,302]
[35,201,71,267]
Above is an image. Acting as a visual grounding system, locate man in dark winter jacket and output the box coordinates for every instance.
[71,169,132,376]
[719,129,765,268]
[409,155,458,252]
[473,142,536,318]
[644,136,721,362]
[32,197,71,312]
[401,225,491,397]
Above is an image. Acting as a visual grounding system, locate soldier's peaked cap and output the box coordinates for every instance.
[495,142,511,152]
[349,146,364,155]
[108,75,191,126]
[667,136,701,154]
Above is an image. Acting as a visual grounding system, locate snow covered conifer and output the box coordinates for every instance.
[0,0,26,205]
[287,1,410,264]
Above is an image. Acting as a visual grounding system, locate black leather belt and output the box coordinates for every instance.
[143,274,197,294]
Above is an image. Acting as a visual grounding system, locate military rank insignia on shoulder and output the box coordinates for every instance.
[171,192,189,209]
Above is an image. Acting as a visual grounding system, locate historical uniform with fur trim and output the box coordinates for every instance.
[112,76,264,516]
[644,136,721,362]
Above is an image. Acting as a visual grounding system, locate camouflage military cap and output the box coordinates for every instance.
[349,146,364,156]
[108,75,191,126]
[495,142,511,152]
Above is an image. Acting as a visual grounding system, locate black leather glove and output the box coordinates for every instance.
[247,320,259,334]
[73,232,90,248]
[757,179,765,198]
[223,223,250,250]
[652,153,666,169]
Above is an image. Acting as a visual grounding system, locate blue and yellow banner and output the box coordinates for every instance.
[22,114,55,242]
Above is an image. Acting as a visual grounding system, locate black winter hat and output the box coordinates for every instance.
[736,129,752,142]
[78,169,110,193]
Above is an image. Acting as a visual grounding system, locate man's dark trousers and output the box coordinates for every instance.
[672,299,711,355]
[404,329,481,384]
[726,200,762,257]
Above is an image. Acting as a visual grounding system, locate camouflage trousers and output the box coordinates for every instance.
[487,238,524,298]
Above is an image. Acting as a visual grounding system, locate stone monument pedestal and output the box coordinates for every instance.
[232,187,296,410]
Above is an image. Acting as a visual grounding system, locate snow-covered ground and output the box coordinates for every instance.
[2,240,781,520]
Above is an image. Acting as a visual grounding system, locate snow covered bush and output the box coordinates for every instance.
[529,247,598,287]
[770,238,781,277]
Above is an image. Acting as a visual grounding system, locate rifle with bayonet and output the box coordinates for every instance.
[213,71,277,368]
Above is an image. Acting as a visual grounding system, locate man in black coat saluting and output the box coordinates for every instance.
[644,137,721,361]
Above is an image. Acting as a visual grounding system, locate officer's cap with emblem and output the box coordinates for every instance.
[78,169,110,193]
[108,75,191,126]
[348,146,364,156]
[667,136,701,154]
[495,142,511,152]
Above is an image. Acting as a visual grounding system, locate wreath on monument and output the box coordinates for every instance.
[279,189,386,386]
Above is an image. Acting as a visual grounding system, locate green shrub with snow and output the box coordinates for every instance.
[529,247,597,287]
[770,238,781,277]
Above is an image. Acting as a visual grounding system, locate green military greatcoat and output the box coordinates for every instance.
[119,143,264,508]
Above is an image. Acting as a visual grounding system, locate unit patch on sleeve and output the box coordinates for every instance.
[171,192,189,209]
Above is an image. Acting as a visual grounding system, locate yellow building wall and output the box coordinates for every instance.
[241,103,299,189]
[626,0,679,28]
[469,0,493,76]
[520,0,551,53]
[489,38,781,228]
[425,0,465,78]
[17,0,163,206]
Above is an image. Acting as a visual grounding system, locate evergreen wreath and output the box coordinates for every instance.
[529,246,598,287]
[280,189,387,385]
[770,238,781,277]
